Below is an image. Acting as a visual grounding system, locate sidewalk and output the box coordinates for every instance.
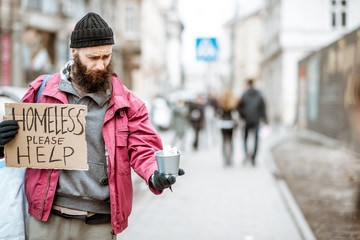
[119,127,312,240]
[271,127,360,240]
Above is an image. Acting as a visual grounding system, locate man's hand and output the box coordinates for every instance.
[151,169,185,190]
[0,120,19,158]
[0,120,19,146]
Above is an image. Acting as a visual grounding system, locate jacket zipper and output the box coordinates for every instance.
[40,169,53,220]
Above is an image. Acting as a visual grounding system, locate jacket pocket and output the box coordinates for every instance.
[115,131,130,175]
[116,131,129,147]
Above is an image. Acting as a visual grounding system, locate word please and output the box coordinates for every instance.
[26,136,65,145]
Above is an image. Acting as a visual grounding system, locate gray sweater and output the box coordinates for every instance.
[53,61,112,214]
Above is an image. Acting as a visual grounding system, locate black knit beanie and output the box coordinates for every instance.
[70,12,114,48]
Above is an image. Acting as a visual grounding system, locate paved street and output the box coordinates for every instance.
[118,125,306,240]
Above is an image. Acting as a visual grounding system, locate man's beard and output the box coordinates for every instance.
[71,54,113,94]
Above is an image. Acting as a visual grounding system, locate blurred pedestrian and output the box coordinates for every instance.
[216,89,238,166]
[171,99,189,151]
[0,12,184,240]
[188,94,205,150]
[238,79,268,166]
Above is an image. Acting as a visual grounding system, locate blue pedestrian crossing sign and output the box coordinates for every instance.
[196,38,218,61]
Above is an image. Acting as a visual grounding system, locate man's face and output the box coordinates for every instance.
[71,45,113,94]
[72,45,112,72]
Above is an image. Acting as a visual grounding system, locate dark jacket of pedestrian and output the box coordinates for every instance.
[188,95,205,150]
[238,87,267,126]
[188,98,205,131]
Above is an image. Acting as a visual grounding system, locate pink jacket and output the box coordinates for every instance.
[22,73,163,234]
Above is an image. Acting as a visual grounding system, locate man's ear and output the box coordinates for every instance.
[71,48,77,58]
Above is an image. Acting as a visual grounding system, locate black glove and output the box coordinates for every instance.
[0,120,19,146]
[151,169,185,191]
[0,120,19,158]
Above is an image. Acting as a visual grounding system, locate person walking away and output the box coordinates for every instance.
[0,12,184,240]
[188,94,205,150]
[216,89,238,167]
[171,99,189,151]
[238,79,268,166]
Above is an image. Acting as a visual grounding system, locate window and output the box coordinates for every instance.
[341,0,347,27]
[42,0,58,14]
[332,12,336,27]
[342,12,346,26]
[331,0,337,27]
[22,0,42,11]
[126,5,135,33]
[330,0,347,28]
[22,0,57,14]
[124,2,139,39]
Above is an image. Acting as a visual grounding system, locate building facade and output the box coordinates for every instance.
[262,0,360,125]
[0,0,123,87]
[136,0,183,99]
[298,26,360,153]
[228,10,263,95]
[0,0,182,99]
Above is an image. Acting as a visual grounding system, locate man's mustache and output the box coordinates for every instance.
[87,69,106,75]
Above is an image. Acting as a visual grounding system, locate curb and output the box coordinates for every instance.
[264,128,317,240]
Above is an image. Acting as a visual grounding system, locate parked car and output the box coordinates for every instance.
[151,97,173,131]
[0,86,28,103]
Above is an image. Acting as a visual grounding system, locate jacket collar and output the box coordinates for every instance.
[108,74,130,110]
[38,73,68,104]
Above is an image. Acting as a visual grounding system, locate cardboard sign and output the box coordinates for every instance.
[4,103,88,170]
